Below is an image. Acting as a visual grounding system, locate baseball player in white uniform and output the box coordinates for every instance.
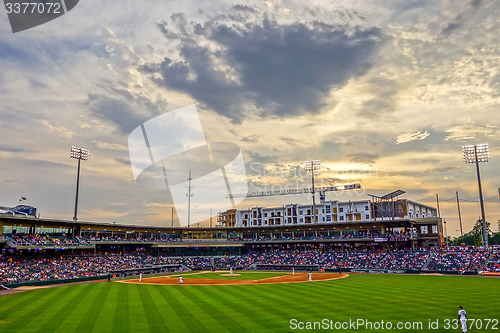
[179,276,183,285]
[458,306,467,333]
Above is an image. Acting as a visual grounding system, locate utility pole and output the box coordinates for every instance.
[436,194,441,218]
[456,191,463,237]
[187,170,193,229]
[444,218,449,248]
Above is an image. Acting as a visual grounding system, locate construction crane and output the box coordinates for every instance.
[227,183,362,203]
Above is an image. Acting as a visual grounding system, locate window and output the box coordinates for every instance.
[340,216,344,221]
[365,205,369,211]
[299,218,303,223]
[420,226,428,234]
[326,215,331,222]
[326,206,331,213]
[339,207,344,213]
[299,211,303,215]
[366,215,370,220]
[432,225,438,234]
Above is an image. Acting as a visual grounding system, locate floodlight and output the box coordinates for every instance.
[462,143,490,248]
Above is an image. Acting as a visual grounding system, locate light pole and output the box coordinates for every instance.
[443,218,448,248]
[186,169,193,228]
[304,160,321,223]
[463,143,490,248]
[70,146,90,221]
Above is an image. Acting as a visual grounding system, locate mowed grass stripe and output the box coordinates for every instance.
[126,284,151,333]
[0,287,55,316]
[215,284,296,317]
[74,283,112,332]
[195,285,280,331]
[232,283,329,318]
[1,286,69,332]
[91,282,126,333]
[136,285,169,333]
[145,286,189,332]
[156,286,210,333]
[179,286,249,333]
[158,286,231,332]
[32,283,96,333]
[112,283,130,333]
[50,283,117,333]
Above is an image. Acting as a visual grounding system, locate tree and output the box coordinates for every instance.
[450,233,475,246]
[491,233,500,245]
[472,219,492,246]
[452,219,492,246]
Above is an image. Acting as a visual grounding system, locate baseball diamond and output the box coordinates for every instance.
[0,273,499,332]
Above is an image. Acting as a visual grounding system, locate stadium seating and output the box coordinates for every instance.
[1,249,496,284]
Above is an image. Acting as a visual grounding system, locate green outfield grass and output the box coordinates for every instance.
[0,274,499,332]
[181,271,287,280]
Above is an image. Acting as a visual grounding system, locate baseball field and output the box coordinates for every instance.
[0,272,499,332]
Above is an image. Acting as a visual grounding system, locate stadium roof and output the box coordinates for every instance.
[368,189,406,201]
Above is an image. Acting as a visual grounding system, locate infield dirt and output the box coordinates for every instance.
[121,272,348,286]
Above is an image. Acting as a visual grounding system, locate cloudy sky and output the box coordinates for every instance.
[0,0,499,235]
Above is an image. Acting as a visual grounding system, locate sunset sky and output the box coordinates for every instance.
[0,0,499,236]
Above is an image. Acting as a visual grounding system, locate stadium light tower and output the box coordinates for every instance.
[70,146,90,221]
[304,160,321,223]
[463,143,489,248]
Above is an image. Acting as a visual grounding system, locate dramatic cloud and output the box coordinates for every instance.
[445,122,497,141]
[440,0,484,37]
[396,130,430,144]
[140,17,385,122]
[1,0,500,233]
[86,91,165,134]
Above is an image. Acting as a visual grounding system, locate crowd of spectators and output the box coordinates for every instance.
[426,249,489,272]
[376,251,429,270]
[228,232,413,242]
[4,234,187,247]
[7,235,91,247]
[0,254,184,284]
[84,235,183,243]
[483,253,500,272]
[3,231,416,248]
[1,249,498,285]
[0,254,223,284]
